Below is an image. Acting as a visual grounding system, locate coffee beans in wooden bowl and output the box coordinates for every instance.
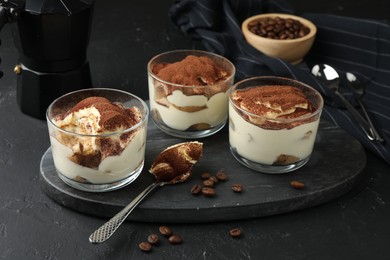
[242,13,317,64]
[248,16,310,40]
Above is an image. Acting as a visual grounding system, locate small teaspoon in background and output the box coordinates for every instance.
[345,72,384,142]
[311,64,379,142]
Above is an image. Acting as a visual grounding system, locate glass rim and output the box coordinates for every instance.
[46,88,149,137]
[229,76,324,123]
[147,49,236,88]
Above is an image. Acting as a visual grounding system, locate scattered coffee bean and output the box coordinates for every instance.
[203,179,215,187]
[140,227,185,252]
[229,228,242,238]
[190,184,202,195]
[159,226,173,236]
[202,187,216,197]
[139,241,152,252]
[201,172,211,179]
[248,16,310,40]
[147,234,159,245]
[290,180,305,189]
[216,171,228,181]
[209,175,219,184]
[231,183,244,193]
[168,234,183,244]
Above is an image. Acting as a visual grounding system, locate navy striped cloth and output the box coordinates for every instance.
[169,0,390,165]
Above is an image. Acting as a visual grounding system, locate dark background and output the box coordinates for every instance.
[91,0,390,100]
[87,0,390,101]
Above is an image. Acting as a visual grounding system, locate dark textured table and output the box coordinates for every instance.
[1,1,390,259]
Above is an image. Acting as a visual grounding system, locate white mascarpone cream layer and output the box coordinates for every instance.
[229,103,319,165]
[50,129,146,184]
[149,81,229,130]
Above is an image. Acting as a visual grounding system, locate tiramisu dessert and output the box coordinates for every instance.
[229,80,323,171]
[149,141,203,183]
[48,96,147,185]
[148,50,235,137]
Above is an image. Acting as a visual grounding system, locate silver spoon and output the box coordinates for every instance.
[345,72,384,142]
[88,172,191,244]
[89,181,167,244]
[311,64,377,141]
[89,140,203,244]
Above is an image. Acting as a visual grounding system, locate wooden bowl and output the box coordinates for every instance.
[242,13,317,64]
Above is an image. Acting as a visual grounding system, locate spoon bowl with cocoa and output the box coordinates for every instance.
[88,141,203,244]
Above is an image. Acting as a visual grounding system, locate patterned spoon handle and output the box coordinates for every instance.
[89,181,164,244]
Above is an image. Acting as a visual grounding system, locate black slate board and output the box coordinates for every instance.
[40,120,366,223]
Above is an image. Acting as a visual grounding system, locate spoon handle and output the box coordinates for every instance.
[355,98,384,142]
[89,182,163,244]
[334,90,376,141]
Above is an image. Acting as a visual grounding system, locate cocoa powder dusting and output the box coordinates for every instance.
[55,96,143,169]
[232,85,316,129]
[59,97,141,133]
[233,86,314,116]
[153,55,229,86]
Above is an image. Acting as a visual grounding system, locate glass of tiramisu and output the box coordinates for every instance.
[147,50,235,138]
[46,88,149,192]
[229,76,323,173]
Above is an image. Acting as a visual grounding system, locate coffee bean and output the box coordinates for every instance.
[290,180,305,189]
[139,241,152,252]
[159,226,172,236]
[203,179,215,187]
[216,171,228,181]
[190,184,202,195]
[202,187,216,197]
[201,172,211,179]
[231,183,244,193]
[147,234,159,245]
[208,176,218,184]
[168,234,183,244]
[229,228,242,238]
